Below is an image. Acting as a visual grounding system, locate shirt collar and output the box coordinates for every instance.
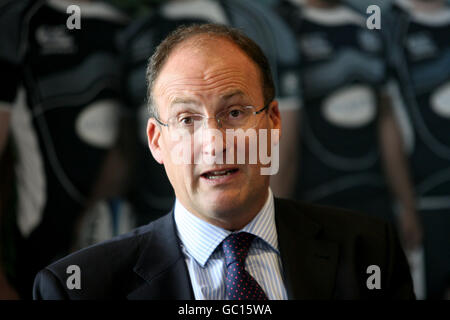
[174,188,278,268]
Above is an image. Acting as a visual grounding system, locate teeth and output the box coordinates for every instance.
[205,169,234,179]
[211,170,228,175]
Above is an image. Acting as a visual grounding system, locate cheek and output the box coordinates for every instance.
[162,132,197,165]
[256,120,279,162]
[225,131,257,165]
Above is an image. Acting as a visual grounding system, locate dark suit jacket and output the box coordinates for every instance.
[33,198,415,299]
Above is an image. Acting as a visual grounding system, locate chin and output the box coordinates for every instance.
[202,188,245,213]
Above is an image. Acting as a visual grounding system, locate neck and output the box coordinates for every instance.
[182,188,270,231]
[215,195,268,231]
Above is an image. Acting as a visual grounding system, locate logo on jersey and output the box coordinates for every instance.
[75,100,120,148]
[36,25,77,55]
[300,33,333,60]
[431,81,450,119]
[357,30,382,53]
[406,32,438,61]
[321,85,376,128]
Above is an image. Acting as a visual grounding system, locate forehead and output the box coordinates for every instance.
[153,36,263,108]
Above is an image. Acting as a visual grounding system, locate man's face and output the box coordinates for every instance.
[147,37,281,228]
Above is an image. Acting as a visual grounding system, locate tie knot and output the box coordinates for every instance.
[222,232,255,266]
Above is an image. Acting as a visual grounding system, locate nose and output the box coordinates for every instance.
[202,117,221,130]
[200,119,227,163]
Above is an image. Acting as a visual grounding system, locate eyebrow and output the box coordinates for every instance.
[169,90,246,108]
[170,97,199,107]
[220,90,245,101]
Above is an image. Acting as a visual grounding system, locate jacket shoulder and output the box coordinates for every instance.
[275,198,415,299]
[50,222,153,271]
[34,214,170,299]
[275,198,388,240]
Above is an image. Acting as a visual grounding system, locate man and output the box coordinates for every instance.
[387,0,450,299]
[33,24,415,300]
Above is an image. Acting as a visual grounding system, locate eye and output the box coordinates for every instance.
[177,114,202,126]
[178,116,194,126]
[229,109,242,118]
[227,106,247,119]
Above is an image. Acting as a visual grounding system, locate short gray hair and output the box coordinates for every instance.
[146,23,275,119]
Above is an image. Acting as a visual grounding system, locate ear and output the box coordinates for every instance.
[268,100,281,145]
[147,117,164,164]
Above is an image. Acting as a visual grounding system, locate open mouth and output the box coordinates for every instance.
[201,168,239,180]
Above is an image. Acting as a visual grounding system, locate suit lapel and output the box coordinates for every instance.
[127,212,195,300]
[275,199,339,299]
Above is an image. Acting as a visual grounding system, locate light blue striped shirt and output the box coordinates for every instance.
[174,188,288,300]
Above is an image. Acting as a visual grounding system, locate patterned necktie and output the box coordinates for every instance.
[222,232,268,300]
